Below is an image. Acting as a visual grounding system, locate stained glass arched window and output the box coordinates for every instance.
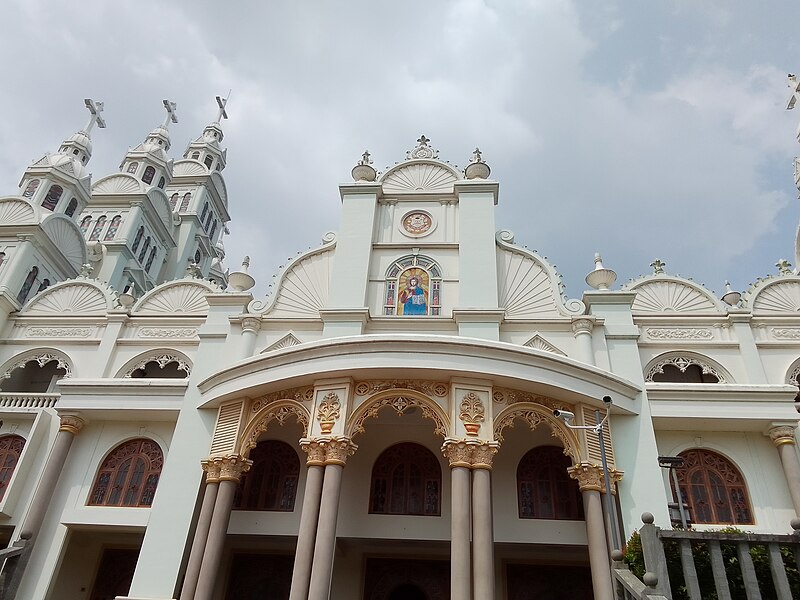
[180,193,191,212]
[126,162,138,174]
[674,449,753,525]
[370,442,441,516]
[234,440,300,511]
[89,215,107,241]
[17,267,38,304]
[65,198,78,217]
[0,435,25,501]
[104,215,122,241]
[157,176,165,189]
[131,226,144,253]
[22,179,39,198]
[88,438,163,507]
[80,216,92,235]
[384,255,442,316]
[169,193,178,210]
[41,185,63,211]
[145,247,157,273]
[142,166,156,185]
[138,237,151,263]
[517,445,583,520]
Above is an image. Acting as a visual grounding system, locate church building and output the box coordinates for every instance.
[0,97,797,600]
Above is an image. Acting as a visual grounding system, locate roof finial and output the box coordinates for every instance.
[352,149,377,182]
[776,258,793,275]
[161,99,178,129]
[787,74,800,141]
[650,259,666,274]
[721,281,742,307]
[465,147,491,179]
[407,134,439,160]
[215,92,230,123]
[585,252,617,290]
[83,99,106,136]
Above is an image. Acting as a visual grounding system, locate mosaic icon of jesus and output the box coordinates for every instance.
[397,268,429,316]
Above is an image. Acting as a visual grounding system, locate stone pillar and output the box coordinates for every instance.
[307,438,356,600]
[289,440,326,600]
[4,414,85,597]
[178,461,221,600]
[571,318,595,366]
[767,425,800,515]
[443,441,472,600]
[240,316,261,359]
[194,456,251,600]
[570,464,614,600]
[472,443,498,600]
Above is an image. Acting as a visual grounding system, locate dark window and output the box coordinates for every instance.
[194,249,201,264]
[209,220,217,240]
[22,179,39,198]
[129,359,188,379]
[200,203,209,223]
[234,440,300,511]
[138,237,151,263]
[145,247,157,273]
[517,445,583,520]
[142,166,156,184]
[370,442,441,516]
[674,449,753,525]
[0,435,25,501]
[88,438,163,507]
[652,363,719,383]
[127,162,138,174]
[157,176,165,189]
[169,193,178,210]
[17,267,38,304]
[204,155,214,169]
[131,226,144,253]
[191,151,200,160]
[89,215,107,241]
[104,215,122,241]
[180,193,191,212]
[41,185,63,211]
[0,357,66,393]
[65,198,78,217]
[36,279,50,294]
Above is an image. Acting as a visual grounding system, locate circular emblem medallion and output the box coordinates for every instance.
[402,211,432,235]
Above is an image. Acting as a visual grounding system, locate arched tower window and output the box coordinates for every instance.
[36,279,50,294]
[79,216,92,235]
[126,162,138,174]
[204,211,213,231]
[370,442,441,516]
[65,198,78,217]
[383,255,442,316]
[145,247,157,273]
[104,215,122,241]
[0,435,25,501]
[209,220,217,240]
[200,203,209,223]
[41,185,63,211]
[204,156,214,170]
[89,215,107,241]
[17,267,38,304]
[142,166,156,185]
[22,179,39,198]
[191,152,200,160]
[234,440,300,511]
[131,226,144,253]
[517,445,583,520]
[88,438,163,507]
[169,193,178,210]
[673,449,753,525]
[157,176,166,189]
[180,193,191,212]
[138,237,151,263]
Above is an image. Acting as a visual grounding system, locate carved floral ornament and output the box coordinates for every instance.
[122,353,191,378]
[568,462,623,493]
[348,394,448,439]
[459,392,485,436]
[645,328,714,340]
[767,425,797,446]
[201,455,251,483]
[353,380,449,398]
[493,404,580,462]
[645,355,726,383]
[441,439,499,469]
[300,437,357,466]
[2,351,73,379]
[251,386,314,413]
[316,392,341,434]
[241,401,310,452]
[491,387,567,411]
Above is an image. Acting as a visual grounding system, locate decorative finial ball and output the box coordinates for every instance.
[791,517,800,532]
[352,150,377,182]
[641,512,655,524]
[643,573,659,587]
[610,550,624,561]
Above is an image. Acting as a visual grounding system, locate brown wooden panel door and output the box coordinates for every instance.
[507,563,593,599]
[89,548,140,600]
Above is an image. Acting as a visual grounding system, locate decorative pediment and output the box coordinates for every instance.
[381,161,460,194]
[22,279,115,315]
[523,333,567,356]
[173,159,207,177]
[496,230,584,319]
[40,215,86,271]
[263,333,302,352]
[0,198,36,225]
[92,173,144,195]
[747,277,800,314]
[249,233,336,317]
[625,276,723,314]
[133,278,219,315]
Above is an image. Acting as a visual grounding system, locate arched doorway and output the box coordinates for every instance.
[388,582,428,600]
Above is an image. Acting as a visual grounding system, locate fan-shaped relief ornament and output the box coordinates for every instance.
[645,355,726,382]
[751,280,800,313]
[172,161,207,177]
[630,280,719,313]
[2,351,72,379]
[135,282,212,314]
[459,392,485,436]
[382,163,458,194]
[123,353,191,378]
[0,199,36,225]
[523,334,567,356]
[23,282,110,314]
[264,332,301,352]
[92,173,143,195]
[41,217,86,270]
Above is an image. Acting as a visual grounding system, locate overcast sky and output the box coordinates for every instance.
[1,0,799,301]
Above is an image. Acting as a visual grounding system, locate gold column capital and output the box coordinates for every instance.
[58,414,85,435]
[300,438,326,466]
[201,459,222,483]
[300,436,357,467]
[441,438,499,470]
[767,424,797,446]
[204,455,251,483]
[568,463,605,492]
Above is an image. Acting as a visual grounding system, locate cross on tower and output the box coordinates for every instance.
[787,74,800,110]
[215,94,230,123]
[162,99,178,129]
[83,98,106,135]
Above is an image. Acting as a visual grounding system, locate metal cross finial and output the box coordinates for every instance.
[162,99,178,129]
[83,99,106,135]
[471,147,483,163]
[215,93,230,123]
[417,135,430,146]
[650,259,666,274]
[359,150,372,165]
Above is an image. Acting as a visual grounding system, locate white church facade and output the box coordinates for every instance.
[0,98,797,600]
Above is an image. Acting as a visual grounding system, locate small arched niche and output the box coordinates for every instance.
[0,353,70,393]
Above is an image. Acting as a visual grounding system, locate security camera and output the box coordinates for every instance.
[553,409,575,421]
[602,395,612,405]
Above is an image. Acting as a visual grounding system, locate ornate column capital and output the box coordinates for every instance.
[441,438,499,469]
[201,459,222,483]
[241,316,261,334]
[208,455,252,483]
[58,414,85,435]
[571,318,594,336]
[568,463,605,492]
[322,437,357,466]
[300,438,326,466]
[767,424,798,446]
[471,441,499,470]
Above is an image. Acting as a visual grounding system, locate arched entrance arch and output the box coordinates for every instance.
[238,399,310,456]
[493,401,582,463]
[346,388,450,440]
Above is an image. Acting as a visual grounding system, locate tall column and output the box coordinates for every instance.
[240,316,261,359]
[178,461,221,600]
[767,425,800,515]
[472,443,498,600]
[307,438,356,600]
[570,464,614,600]
[443,441,472,600]
[290,441,326,600]
[194,456,250,600]
[571,318,595,366]
[4,414,85,597]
